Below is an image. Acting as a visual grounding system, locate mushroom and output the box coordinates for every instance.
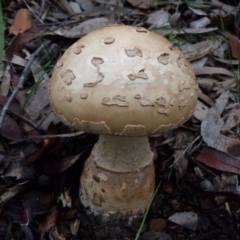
[48,25,198,217]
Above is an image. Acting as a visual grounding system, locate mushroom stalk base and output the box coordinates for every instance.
[79,135,155,217]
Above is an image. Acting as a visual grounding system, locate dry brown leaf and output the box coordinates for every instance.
[227,32,240,59]
[196,146,240,175]
[194,67,234,77]
[181,40,213,60]
[53,17,109,38]
[154,27,218,36]
[5,24,47,61]
[201,107,240,158]
[2,54,27,67]
[9,9,32,35]
[39,206,58,240]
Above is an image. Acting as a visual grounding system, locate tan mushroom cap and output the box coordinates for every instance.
[49,25,198,137]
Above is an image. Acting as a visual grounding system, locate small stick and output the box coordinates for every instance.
[0,40,51,129]
[30,131,86,139]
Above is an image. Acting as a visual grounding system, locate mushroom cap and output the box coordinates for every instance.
[49,25,198,136]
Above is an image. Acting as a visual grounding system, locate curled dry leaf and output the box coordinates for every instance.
[9,9,32,35]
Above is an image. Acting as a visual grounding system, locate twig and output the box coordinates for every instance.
[23,0,44,24]
[30,131,86,139]
[0,40,51,129]
[38,0,46,19]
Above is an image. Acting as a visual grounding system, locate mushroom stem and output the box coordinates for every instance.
[79,135,155,217]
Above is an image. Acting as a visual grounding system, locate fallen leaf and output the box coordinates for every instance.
[53,18,109,38]
[9,9,32,35]
[181,40,213,60]
[0,65,10,96]
[227,32,240,59]
[0,181,30,204]
[127,0,155,9]
[40,152,83,174]
[201,107,240,158]
[173,149,188,180]
[5,24,47,61]
[215,91,229,114]
[147,9,170,27]
[168,212,198,231]
[39,206,58,240]
[0,109,24,141]
[193,100,209,122]
[154,27,218,36]
[21,191,51,216]
[196,146,240,175]
[188,6,207,16]
[26,61,50,120]
[189,17,211,29]
[26,123,57,165]
[2,53,27,67]
[225,103,240,130]
[5,156,35,179]
[201,107,226,150]
[194,67,234,77]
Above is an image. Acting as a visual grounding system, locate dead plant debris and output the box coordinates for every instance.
[0,0,240,239]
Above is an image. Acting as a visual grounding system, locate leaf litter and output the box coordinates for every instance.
[0,0,240,239]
